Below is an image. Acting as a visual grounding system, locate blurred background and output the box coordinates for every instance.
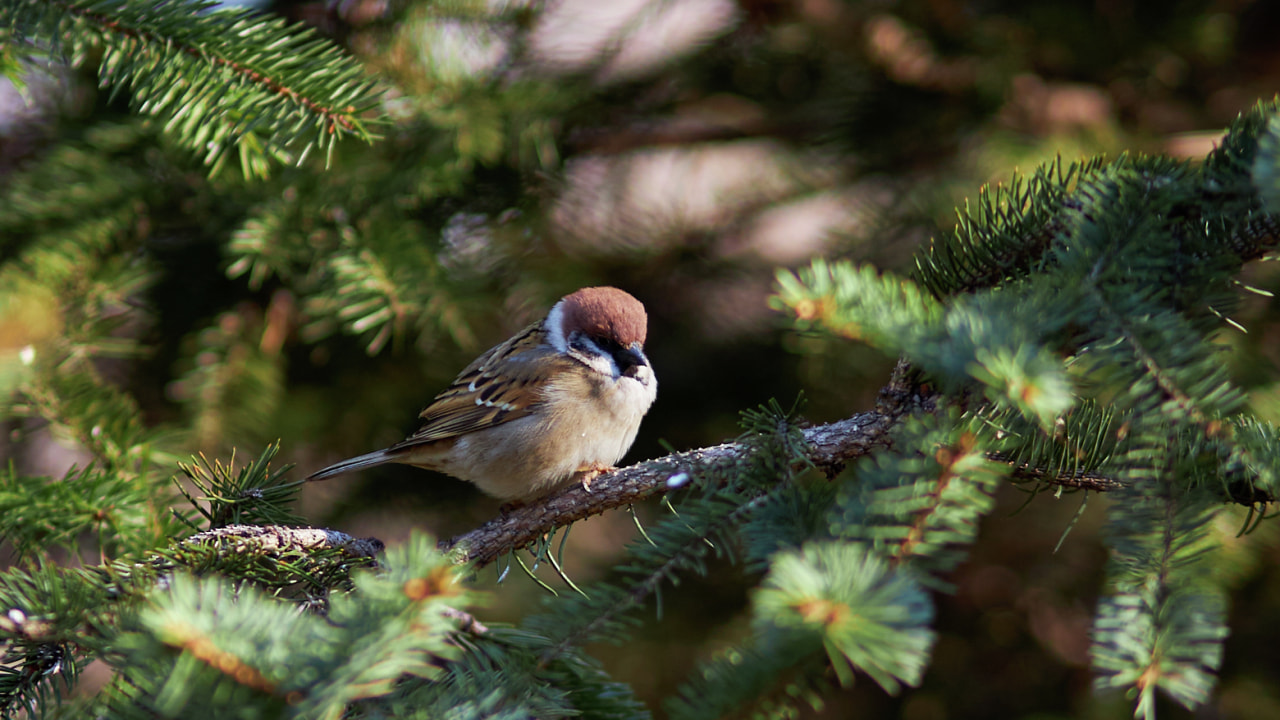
[3,0,1280,717]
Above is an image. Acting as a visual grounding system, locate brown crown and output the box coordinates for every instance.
[558,287,648,347]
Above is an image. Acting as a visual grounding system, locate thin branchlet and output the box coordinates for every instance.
[50,0,362,134]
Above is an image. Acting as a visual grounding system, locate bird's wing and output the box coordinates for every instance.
[388,322,572,448]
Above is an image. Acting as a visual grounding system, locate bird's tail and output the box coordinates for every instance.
[306,449,395,482]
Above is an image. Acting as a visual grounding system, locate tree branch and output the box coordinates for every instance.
[1005,462,1123,492]
[439,365,929,568]
[437,412,889,568]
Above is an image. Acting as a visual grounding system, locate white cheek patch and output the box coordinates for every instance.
[588,352,620,379]
[545,300,568,354]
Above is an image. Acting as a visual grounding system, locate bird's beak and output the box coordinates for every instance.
[619,343,650,378]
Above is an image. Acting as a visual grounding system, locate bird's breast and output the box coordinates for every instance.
[541,368,656,462]
[435,368,656,500]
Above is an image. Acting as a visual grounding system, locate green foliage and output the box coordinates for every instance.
[222,144,493,355]
[0,437,376,717]
[912,155,1110,297]
[12,363,159,471]
[0,463,170,559]
[97,532,466,720]
[398,628,650,720]
[1222,416,1280,502]
[832,413,1009,592]
[172,443,303,529]
[0,120,149,241]
[1,0,383,178]
[1091,476,1227,719]
[295,219,465,355]
[0,530,458,719]
[775,99,1280,716]
[776,262,1074,428]
[755,542,935,693]
[0,577,92,717]
[1214,98,1280,219]
[5,0,1280,717]
[738,478,838,573]
[666,636,826,720]
[668,540,937,719]
[969,399,1124,494]
[0,121,184,497]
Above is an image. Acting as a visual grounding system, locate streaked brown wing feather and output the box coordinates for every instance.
[388,322,567,449]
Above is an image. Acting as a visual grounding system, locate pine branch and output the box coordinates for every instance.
[775,262,1076,430]
[913,98,1280,299]
[912,157,1101,297]
[174,443,306,529]
[830,414,1009,593]
[1091,437,1228,717]
[666,638,826,720]
[3,0,384,176]
[54,1,361,134]
[409,627,648,720]
[754,542,935,693]
[972,401,1128,495]
[89,533,471,720]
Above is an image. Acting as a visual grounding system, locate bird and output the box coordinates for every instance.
[305,286,657,502]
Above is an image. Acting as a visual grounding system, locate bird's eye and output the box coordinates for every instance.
[569,334,601,355]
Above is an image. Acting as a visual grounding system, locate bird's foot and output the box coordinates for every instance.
[573,462,615,493]
[499,499,527,515]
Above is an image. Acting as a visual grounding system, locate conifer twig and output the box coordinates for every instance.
[185,524,385,558]
[51,0,363,134]
[1001,460,1122,492]
[1227,213,1280,261]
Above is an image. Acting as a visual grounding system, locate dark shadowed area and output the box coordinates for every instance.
[4,0,1280,717]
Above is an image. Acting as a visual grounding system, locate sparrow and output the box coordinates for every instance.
[306,287,657,501]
